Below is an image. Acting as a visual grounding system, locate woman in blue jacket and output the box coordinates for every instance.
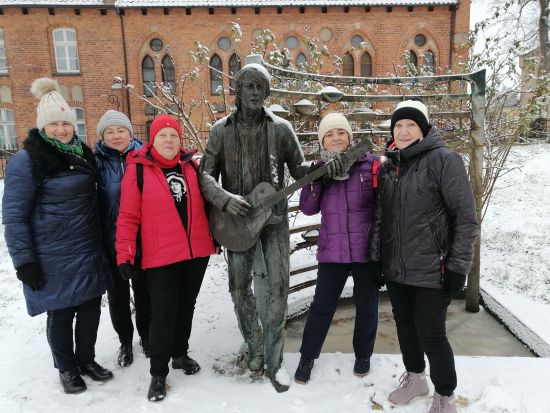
[2,78,113,394]
[95,110,151,367]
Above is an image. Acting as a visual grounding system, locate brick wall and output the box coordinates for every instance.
[0,2,470,148]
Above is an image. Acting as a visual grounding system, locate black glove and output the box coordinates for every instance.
[326,154,344,179]
[16,262,44,291]
[367,261,385,288]
[118,262,137,281]
[441,269,466,296]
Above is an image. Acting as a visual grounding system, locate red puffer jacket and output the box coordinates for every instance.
[116,146,215,269]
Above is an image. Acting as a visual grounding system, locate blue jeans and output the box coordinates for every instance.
[46,296,102,371]
[300,262,380,360]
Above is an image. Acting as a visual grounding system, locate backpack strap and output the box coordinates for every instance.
[372,157,381,189]
[136,163,144,194]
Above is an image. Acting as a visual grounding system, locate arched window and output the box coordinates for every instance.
[161,55,176,93]
[342,52,354,76]
[53,28,80,73]
[424,50,436,74]
[0,108,16,149]
[229,54,241,95]
[296,52,307,66]
[408,50,418,68]
[142,55,156,97]
[210,54,223,95]
[360,52,372,77]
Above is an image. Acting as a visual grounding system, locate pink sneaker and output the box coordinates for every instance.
[388,371,429,405]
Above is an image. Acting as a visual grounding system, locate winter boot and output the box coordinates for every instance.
[147,375,166,402]
[353,358,370,377]
[172,354,201,375]
[140,338,150,358]
[388,371,429,405]
[78,361,114,382]
[294,356,314,384]
[269,363,290,393]
[59,369,87,394]
[428,392,457,413]
[117,342,133,367]
[248,347,264,373]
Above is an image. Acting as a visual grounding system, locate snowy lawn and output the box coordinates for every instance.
[0,143,549,412]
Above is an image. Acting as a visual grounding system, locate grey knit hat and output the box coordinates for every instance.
[96,110,133,137]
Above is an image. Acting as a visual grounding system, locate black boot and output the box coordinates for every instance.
[117,342,133,367]
[79,361,114,382]
[140,338,150,358]
[294,356,314,384]
[353,358,370,377]
[59,369,87,394]
[147,375,166,402]
[172,354,201,375]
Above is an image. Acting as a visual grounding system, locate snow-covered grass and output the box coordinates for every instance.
[0,143,549,413]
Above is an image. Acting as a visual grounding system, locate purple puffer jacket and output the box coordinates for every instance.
[300,153,378,263]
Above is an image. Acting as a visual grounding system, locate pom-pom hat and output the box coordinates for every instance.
[390,100,431,138]
[31,77,77,130]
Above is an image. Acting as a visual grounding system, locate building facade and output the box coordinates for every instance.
[0,0,470,149]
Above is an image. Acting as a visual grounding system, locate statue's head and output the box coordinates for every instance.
[235,64,271,112]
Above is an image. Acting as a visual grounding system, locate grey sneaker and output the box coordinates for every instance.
[428,392,457,413]
[388,371,429,405]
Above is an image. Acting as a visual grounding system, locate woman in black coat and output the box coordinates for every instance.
[2,78,113,394]
[369,100,477,413]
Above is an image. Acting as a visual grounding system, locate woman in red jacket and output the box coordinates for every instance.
[116,114,215,402]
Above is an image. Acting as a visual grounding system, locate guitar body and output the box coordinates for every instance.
[209,182,281,252]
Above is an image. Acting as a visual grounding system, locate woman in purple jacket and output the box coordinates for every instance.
[294,112,382,385]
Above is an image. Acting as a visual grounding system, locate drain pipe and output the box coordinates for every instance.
[449,3,457,70]
[117,7,132,119]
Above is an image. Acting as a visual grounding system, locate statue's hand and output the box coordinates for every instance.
[224,195,252,216]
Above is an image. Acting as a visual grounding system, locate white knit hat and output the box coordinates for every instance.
[31,77,76,130]
[96,110,133,137]
[318,112,353,149]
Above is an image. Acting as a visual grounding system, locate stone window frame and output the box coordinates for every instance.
[405,32,439,74]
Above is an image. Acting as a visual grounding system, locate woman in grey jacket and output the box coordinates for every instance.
[369,100,477,413]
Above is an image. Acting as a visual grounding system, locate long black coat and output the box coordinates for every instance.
[2,129,110,316]
[368,129,477,289]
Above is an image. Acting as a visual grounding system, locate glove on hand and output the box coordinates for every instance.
[118,262,137,281]
[16,262,44,291]
[223,195,251,216]
[367,261,385,288]
[441,269,466,296]
[326,154,344,179]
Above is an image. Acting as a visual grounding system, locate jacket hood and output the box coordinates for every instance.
[385,128,445,163]
[94,138,142,158]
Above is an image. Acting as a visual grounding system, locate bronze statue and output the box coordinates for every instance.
[199,64,312,392]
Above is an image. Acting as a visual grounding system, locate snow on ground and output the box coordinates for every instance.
[1,143,550,412]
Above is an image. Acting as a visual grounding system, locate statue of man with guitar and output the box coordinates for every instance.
[198,64,345,392]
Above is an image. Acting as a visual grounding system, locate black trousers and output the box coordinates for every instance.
[146,256,209,377]
[107,258,151,345]
[46,296,102,371]
[386,281,456,396]
[300,262,379,360]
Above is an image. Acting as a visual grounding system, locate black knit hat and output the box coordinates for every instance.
[390,100,431,138]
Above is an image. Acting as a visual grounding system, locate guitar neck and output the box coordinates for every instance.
[260,141,372,210]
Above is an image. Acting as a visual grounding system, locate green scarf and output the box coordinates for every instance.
[39,129,84,157]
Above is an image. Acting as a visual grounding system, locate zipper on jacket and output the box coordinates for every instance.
[393,152,406,277]
[428,214,448,276]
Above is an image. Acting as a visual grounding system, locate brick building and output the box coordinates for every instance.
[0,0,470,149]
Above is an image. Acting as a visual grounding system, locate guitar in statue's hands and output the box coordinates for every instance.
[209,141,372,252]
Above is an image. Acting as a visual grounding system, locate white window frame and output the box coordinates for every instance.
[0,29,7,74]
[53,28,80,73]
[72,107,87,143]
[0,109,16,149]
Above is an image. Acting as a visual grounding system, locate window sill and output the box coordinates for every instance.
[53,72,81,77]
